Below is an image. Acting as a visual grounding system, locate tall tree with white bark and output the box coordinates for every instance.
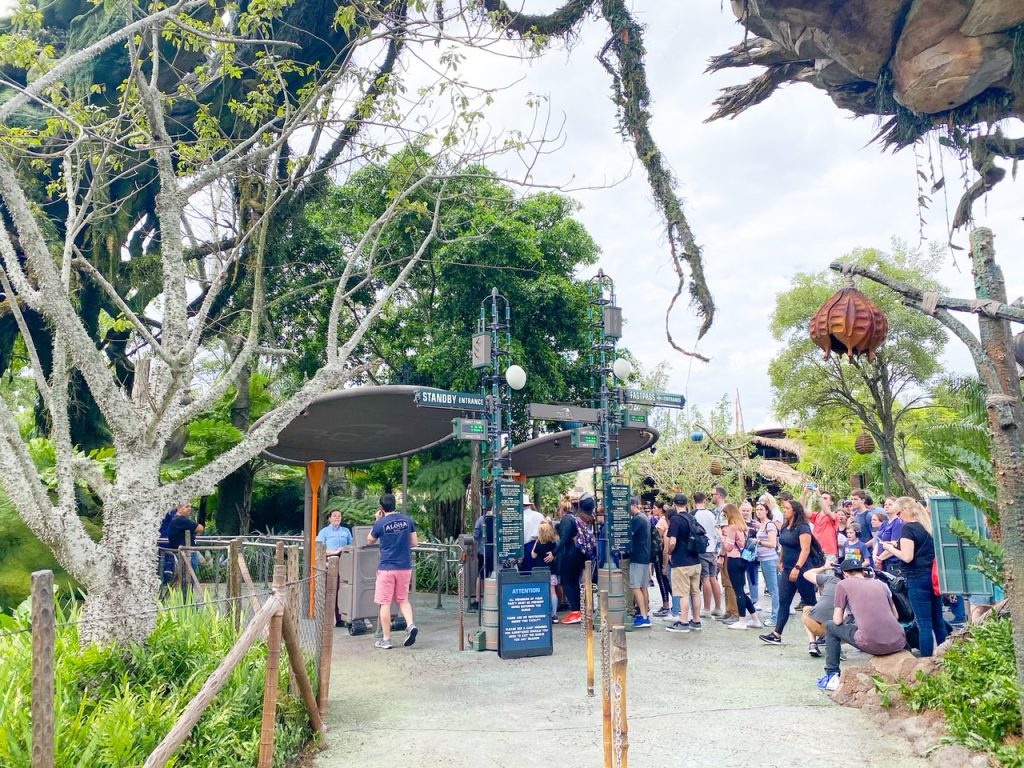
[0,0,555,646]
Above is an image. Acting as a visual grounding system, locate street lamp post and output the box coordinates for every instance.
[587,271,628,569]
[473,287,526,575]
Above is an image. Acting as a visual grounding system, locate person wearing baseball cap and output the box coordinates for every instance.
[817,558,907,692]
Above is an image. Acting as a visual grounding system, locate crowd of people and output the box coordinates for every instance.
[510,483,962,692]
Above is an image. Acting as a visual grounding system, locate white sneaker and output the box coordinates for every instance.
[699,610,712,618]
[727,621,748,630]
[659,613,680,623]
[746,617,763,628]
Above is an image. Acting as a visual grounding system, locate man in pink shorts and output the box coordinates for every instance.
[367,493,419,649]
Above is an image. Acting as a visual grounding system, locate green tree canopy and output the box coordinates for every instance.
[769,243,948,496]
[269,147,602,437]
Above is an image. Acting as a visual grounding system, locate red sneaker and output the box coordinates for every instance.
[563,611,583,624]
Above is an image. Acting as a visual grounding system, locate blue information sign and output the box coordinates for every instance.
[498,568,554,659]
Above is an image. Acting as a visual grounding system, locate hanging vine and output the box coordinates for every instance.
[481,0,714,361]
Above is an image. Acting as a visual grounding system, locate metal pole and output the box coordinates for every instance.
[402,456,409,513]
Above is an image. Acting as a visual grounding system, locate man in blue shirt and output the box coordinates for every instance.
[368,494,418,649]
[317,510,353,626]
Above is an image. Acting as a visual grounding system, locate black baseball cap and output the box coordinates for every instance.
[841,558,866,573]
[673,492,688,506]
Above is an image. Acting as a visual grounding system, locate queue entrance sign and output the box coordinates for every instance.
[497,568,554,659]
[606,483,631,553]
[494,479,524,561]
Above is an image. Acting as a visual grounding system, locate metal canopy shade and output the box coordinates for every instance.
[508,426,660,478]
[260,385,458,466]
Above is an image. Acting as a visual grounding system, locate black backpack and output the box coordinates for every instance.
[807,535,826,569]
[684,514,710,555]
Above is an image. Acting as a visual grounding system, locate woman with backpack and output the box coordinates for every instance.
[754,501,780,626]
[557,494,597,624]
[759,496,818,646]
[722,504,763,629]
[649,503,672,617]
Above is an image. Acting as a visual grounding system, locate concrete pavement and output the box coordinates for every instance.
[314,588,930,768]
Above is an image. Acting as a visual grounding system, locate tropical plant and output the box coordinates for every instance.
[917,377,997,521]
[0,596,312,766]
[899,618,1021,764]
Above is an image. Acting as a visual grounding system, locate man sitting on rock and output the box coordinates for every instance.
[818,559,907,692]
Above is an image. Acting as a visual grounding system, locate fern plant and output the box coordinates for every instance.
[918,377,997,522]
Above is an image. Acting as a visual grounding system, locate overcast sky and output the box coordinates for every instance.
[407,2,1024,430]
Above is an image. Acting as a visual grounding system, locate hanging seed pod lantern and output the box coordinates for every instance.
[855,431,876,455]
[1014,331,1024,368]
[809,279,888,362]
[709,459,723,476]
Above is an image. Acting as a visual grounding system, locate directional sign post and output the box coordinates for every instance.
[414,388,486,411]
[622,389,686,409]
[527,403,602,424]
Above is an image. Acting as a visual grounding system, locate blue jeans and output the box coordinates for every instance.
[759,558,779,623]
[746,558,759,596]
[907,573,947,657]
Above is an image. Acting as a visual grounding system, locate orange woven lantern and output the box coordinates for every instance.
[809,283,888,362]
[855,431,876,455]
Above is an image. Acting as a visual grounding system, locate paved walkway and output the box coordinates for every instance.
[314,588,930,768]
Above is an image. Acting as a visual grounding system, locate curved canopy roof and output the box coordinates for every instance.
[260,385,457,467]
[508,426,659,478]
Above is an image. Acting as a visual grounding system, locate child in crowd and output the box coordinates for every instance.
[534,520,560,623]
[840,523,871,564]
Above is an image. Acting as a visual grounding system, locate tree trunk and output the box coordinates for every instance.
[216,361,252,535]
[79,451,163,646]
[969,228,1024,732]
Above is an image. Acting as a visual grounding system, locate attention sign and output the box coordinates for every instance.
[498,568,554,659]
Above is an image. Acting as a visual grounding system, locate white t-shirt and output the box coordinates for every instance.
[523,508,544,541]
[693,508,720,553]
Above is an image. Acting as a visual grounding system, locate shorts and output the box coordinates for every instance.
[374,569,412,605]
[802,606,826,638]
[699,552,718,579]
[824,553,837,565]
[628,562,650,589]
[671,564,702,599]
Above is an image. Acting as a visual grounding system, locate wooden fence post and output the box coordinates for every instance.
[318,556,338,716]
[258,565,286,768]
[286,546,300,696]
[228,539,241,630]
[286,546,300,622]
[611,625,629,768]
[31,570,55,768]
[281,609,326,737]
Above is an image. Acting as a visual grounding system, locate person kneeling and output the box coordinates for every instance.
[818,559,906,691]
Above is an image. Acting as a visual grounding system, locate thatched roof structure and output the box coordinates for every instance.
[750,434,805,461]
[755,458,809,487]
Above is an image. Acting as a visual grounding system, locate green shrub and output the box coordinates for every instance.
[0,597,313,767]
[901,618,1022,762]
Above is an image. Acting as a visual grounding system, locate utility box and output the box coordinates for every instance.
[459,534,478,593]
[336,523,417,633]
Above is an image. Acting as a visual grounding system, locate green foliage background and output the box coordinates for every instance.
[899,619,1022,766]
[0,599,312,767]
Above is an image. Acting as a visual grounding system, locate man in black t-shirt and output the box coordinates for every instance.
[664,493,702,633]
[626,496,652,628]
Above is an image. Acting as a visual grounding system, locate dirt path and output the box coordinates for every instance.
[314,589,930,768]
